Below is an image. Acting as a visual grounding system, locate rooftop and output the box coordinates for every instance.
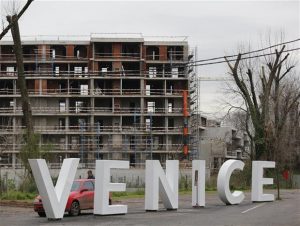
[0,33,189,45]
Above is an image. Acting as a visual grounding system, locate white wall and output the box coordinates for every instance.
[1,167,211,189]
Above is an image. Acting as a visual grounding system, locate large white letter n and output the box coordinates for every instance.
[29,158,79,219]
[145,160,178,211]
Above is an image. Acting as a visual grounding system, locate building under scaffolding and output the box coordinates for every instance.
[0,33,193,167]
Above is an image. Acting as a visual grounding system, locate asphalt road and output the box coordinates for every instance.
[1,190,299,226]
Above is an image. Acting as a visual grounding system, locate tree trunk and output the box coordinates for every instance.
[276,166,281,200]
[7,15,34,139]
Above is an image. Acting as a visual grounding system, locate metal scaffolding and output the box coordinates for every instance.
[188,46,201,159]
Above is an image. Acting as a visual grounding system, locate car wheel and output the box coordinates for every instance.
[69,201,80,216]
[37,212,46,217]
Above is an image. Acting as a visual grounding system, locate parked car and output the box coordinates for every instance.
[33,179,112,217]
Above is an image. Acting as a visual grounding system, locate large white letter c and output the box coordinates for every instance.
[217,160,245,205]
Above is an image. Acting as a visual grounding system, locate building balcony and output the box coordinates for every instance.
[94,52,140,61]
[0,106,184,116]
[0,70,188,79]
[0,142,185,160]
[0,53,88,63]
[0,125,184,135]
[0,88,185,97]
[225,150,237,158]
[145,71,187,78]
[145,53,185,62]
[143,107,182,115]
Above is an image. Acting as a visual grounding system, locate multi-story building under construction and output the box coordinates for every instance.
[0,34,192,167]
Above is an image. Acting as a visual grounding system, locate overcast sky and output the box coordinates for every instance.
[1,0,299,117]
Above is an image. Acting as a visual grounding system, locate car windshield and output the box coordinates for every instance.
[70,181,81,192]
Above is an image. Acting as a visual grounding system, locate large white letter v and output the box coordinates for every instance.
[29,158,79,219]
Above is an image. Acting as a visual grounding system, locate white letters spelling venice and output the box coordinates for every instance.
[28,159,275,220]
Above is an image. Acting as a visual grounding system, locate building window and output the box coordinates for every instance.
[168,118,174,129]
[146,85,151,96]
[213,157,219,169]
[171,67,178,78]
[6,67,14,76]
[74,66,82,74]
[59,101,66,112]
[146,118,151,131]
[59,118,65,129]
[147,102,155,113]
[168,102,173,113]
[80,84,89,95]
[75,101,83,113]
[55,66,59,76]
[148,67,157,78]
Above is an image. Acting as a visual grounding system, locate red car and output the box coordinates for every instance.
[34,179,111,217]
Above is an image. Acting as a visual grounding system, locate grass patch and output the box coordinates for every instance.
[112,189,145,200]
[0,191,36,200]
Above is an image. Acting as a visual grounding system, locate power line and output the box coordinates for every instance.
[187,38,300,65]
[188,47,300,68]
[161,39,300,70]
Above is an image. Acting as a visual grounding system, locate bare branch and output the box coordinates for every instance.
[279,66,295,81]
[247,69,259,112]
[0,0,34,40]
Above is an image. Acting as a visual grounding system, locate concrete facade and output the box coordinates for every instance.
[197,117,250,170]
[0,34,192,168]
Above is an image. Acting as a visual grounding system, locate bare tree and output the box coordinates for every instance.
[7,15,34,137]
[1,0,35,173]
[270,78,300,196]
[225,46,296,159]
[224,38,300,199]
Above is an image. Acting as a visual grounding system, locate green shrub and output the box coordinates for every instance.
[206,174,217,191]
[179,175,192,191]
[6,179,16,191]
[112,189,145,198]
[19,177,37,193]
[112,191,128,197]
[134,189,145,195]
